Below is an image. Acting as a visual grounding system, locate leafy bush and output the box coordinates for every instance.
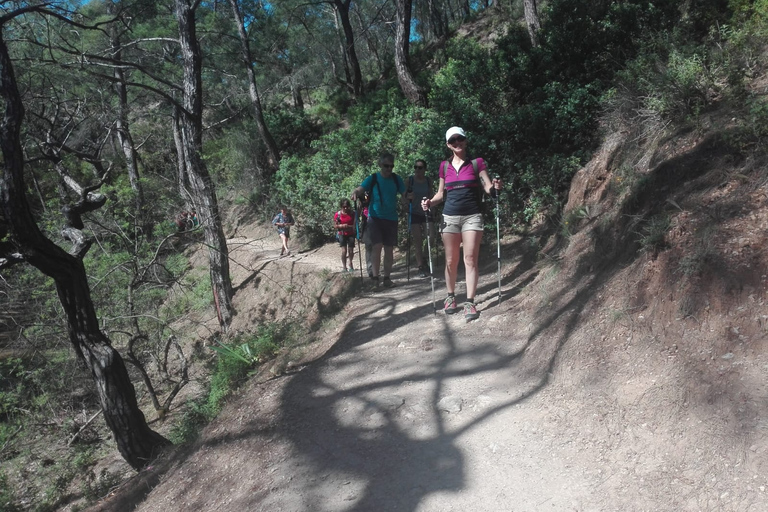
[273,97,445,241]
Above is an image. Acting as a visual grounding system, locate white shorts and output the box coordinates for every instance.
[441,213,484,234]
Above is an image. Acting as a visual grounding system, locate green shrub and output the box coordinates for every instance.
[170,323,295,445]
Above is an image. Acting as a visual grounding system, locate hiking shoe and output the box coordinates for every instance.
[418,266,428,278]
[444,295,458,314]
[382,277,394,288]
[464,302,479,321]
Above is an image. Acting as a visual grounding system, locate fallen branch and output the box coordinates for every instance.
[67,410,102,447]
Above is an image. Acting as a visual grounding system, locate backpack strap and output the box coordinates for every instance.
[370,172,404,203]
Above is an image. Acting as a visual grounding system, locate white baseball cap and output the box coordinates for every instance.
[445,126,467,142]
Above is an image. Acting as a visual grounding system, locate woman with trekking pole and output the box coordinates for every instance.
[421,127,503,321]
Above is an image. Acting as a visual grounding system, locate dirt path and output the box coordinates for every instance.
[119,225,766,512]
[128,232,597,511]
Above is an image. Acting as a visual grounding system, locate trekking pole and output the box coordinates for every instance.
[355,200,364,284]
[407,198,412,281]
[424,198,436,314]
[493,175,501,306]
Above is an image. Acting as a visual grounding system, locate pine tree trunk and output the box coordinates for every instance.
[524,0,541,48]
[175,0,234,330]
[109,20,152,239]
[228,0,280,179]
[395,0,427,106]
[333,0,362,97]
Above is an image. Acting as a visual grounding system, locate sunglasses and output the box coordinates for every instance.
[414,165,425,170]
[447,136,466,145]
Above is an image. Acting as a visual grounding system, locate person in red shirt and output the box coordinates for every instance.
[333,199,356,272]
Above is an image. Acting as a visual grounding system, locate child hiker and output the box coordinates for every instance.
[333,199,356,272]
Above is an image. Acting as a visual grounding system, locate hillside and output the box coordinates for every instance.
[81,100,768,511]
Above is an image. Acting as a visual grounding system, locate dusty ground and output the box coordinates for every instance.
[84,116,768,512]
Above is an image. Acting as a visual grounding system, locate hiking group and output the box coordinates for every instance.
[348,126,503,321]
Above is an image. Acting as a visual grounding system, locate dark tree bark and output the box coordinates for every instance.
[228,0,280,179]
[0,12,169,471]
[428,0,448,40]
[394,0,426,107]
[524,0,541,48]
[174,0,234,330]
[330,0,362,97]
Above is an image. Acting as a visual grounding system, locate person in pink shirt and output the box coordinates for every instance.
[421,127,502,321]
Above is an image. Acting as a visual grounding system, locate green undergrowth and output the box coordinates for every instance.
[169,322,301,445]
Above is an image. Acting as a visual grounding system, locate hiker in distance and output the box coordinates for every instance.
[421,127,503,321]
[351,153,407,289]
[333,199,356,272]
[272,205,295,257]
[405,159,434,278]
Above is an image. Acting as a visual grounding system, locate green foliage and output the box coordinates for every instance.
[170,323,293,444]
[273,95,444,241]
[160,270,213,320]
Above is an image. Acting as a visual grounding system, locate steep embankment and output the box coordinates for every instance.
[89,110,768,511]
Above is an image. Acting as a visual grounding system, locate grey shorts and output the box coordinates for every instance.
[441,213,484,234]
[368,217,398,247]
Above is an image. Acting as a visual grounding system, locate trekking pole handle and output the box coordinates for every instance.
[491,175,502,200]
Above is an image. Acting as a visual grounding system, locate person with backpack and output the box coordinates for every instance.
[421,127,503,321]
[351,153,406,289]
[333,199,356,272]
[272,205,294,257]
[405,159,434,278]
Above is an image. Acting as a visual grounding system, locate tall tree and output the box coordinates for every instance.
[174,0,235,330]
[394,0,426,106]
[0,5,170,471]
[106,0,151,237]
[228,0,280,179]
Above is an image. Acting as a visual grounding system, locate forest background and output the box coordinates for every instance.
[1,0,767,510]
